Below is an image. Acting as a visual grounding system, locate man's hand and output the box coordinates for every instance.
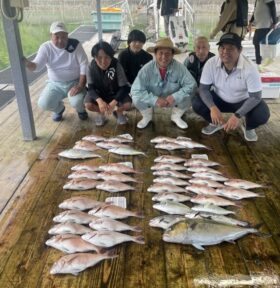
[166,95,175,107]
[156,97,168,107]
[23,57,36,71]
[96,98,109,114]
[224,114,240,132]
[68,84,83,97]
[108,99,118,115]
[210,106,224,125]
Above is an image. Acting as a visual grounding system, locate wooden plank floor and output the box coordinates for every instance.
[1,38,280,287]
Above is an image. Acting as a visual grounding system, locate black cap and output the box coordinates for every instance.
[127,29,146,45]
[217,33,242,48]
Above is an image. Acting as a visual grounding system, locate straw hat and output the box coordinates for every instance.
[146,37,181,54]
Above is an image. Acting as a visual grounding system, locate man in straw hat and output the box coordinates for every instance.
[131,37,196,129]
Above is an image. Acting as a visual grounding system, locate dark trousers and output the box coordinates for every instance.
[253,28,271,64]
[192,92,270,130]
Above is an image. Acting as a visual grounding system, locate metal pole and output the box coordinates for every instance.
[96,0,102,41]
[2,6,36,141]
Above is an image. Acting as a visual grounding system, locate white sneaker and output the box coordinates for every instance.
[137,108,153,129]
[201,123,224,135]
[241,125,258,142]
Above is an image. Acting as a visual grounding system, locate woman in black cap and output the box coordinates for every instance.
[118,29,153,86]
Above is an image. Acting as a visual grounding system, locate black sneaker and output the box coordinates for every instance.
[52,106,65,122]
[78,111,88,120]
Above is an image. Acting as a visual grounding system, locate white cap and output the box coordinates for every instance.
[50,21,68,34]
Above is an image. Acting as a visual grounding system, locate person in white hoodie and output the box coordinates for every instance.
[24,21,88,122]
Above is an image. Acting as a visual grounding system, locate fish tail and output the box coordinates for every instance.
[133,235,145,244]
[131,225,142,232]
[134,212,145,219]
[255,232,271,238]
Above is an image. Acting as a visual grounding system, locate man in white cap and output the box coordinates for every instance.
[131,37,196,129]
[24,21,88,121]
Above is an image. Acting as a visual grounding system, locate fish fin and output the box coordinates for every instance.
[227,240,236,244]
[192,243,205,250]
[131,226,142,232]
[255,232,271,238]
[135,212,145,219]
[134,235,145,244]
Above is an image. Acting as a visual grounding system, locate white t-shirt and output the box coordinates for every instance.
[200,55,262,103]
[33,41,88,82]
[254,0,274,29]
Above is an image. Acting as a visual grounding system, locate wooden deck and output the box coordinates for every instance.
[0,36,280,287]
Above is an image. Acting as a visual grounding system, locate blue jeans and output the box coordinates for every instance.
[38,80,86,113]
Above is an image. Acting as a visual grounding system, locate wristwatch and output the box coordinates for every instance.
[234,112,242,118]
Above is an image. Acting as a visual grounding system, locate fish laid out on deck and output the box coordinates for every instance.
[147,183,187,193]
[153,170,191,179]
[108,146,146,156]
[53,210,98,224]
[188,177,225,188]
[184,158,221,167]
[151,163,188,171]
[68,170,100,180]
[154,155,188,164]
[191,203,235,215]
[89,218,142,232]
[63,179,100,190]
[96,180,135,192]
[50,252,118,275]
[58,149,102,159]
[153,200,192,215]
[149,215,187,230]
[48,222,93,235]
[186,184,219,196]
[97,171,139,183]
[82,133,133,143]
[73,140,101,152]
[153,176,189,186]
[224,179,264,189]
[152,192,191,203]
[162,219,269,250]
[216,186,264,200]
[190,194,239,207]
[58,196,106,211]
[81,231,145,248]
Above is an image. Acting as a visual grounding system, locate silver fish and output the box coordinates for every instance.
[191,195,239,207]
[150,136,178,144]
[58,196,105,211]
[82,135,107,142]
[98,163,139,174]
[89,218,142,232]
[107,134,133,143]
[153,170,190,179]
[224,179,263,189]
[192,172,228,182]
[163,219,264,250]
[46,234,101,254]
[216,187,264,200]
[109,147,145,156]
[184,158,220,167]
[98,172,138,183]
[53,210,98,224]
[50,252,118,275]
[96,141,130,150]
[71,163,101,172]
[151,163,187,171]
[188,177,225,188]
[149,215,186,229]
[152,192,191,202]
[154,155,187,164]
[186,166,222,174]
[185,212,249,227]
[48,223,92,235]
[68,170,100,180]
[175,139,210,150]
[153,177,189,186]
[153,200,192,215]
[73,140,100,152]
[88,204,144,219]
[82,231,145,248]
[191,203,235,215]
[96,180,134,192]
[58,149,101,159]
[186,184,219,196]
[147,183,186,193]
[155,142,186,151]
[63,179,100,190]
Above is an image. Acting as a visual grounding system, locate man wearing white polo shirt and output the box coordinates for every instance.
[24,21,88,122]
[192,32,270,142]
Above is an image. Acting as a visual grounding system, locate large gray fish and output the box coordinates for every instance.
[216,187,264,200]
[82,231,145,248]
[150,136,178,144]
[88,204,144,219]
[82,135,107,142]
[53,210,98,224]
[224,179,263,189]
[154,142,186,151]
[50,252,118,275]
[68,170,101,180]
[186,166,222,174]
[152,192,191,202]
[192,172,228,182]
[163,219,266,250]
[151,163,187,171]
[96,141,130,150]
[153,176,189,186]
[147,183,186,193]
[58,149,101,159]
[184,158,221,167]
[107,134,133,143]
[153,170,191,179]
[98,171,138,183]
[63,179,100,190]
[191,203,235,215]
[46,234,101,254]
[108,147,146,156]
[89,218,142,232]
[98,163,139,174]
[191,195,239,207]
[58,196,105,211]
[154,155,187,164]
[188,177,225,188]
[48,223,93,235]
[186,184,219,196]
[185,212,249,227]
[175,138,210,150]
[153,200,192,215]
[73,140,100,152]
[71,163,101,172]
[96,180,134,192]
[149,215,186,230]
